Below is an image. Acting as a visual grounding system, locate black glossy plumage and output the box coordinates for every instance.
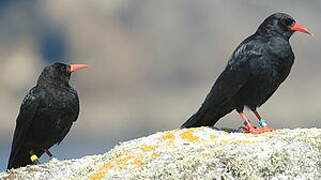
[181,13,298,128]
[8,63,80,169]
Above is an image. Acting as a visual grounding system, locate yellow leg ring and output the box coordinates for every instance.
[30,154,39,162]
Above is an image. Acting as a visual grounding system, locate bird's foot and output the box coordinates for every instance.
[256,125,274,133]
[241,122,262,134]
[256,119,274,133]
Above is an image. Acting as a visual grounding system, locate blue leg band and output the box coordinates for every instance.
[259,119,267,127]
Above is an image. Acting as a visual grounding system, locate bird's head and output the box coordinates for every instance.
[37,62,88,87]
[257,13,313,39]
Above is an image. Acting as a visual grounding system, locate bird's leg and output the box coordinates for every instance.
[252,110,274,133]
[29,150,40,165]
[45,149,57,160]
[44,149,54,159]
[238,111,260,134]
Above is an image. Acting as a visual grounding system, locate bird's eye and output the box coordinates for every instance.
[281,18,294,27]
[61,66,67,72]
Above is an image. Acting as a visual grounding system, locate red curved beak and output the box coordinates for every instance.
[290,23,314,36]
[69,64,88,72]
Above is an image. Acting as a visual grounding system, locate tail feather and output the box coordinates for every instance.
[181,111,221,128]
[181,103,236,128]
[7,145,43,169]
[8,145,32,169]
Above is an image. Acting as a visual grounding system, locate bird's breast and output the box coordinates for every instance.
[32,91,77,132]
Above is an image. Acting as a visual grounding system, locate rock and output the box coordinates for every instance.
[1,127,321,180]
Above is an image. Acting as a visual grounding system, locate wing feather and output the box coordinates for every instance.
[8,88,41,168]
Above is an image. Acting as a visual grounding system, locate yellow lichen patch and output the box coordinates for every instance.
[180,128,200,142]
[118,154,146,168]
[235,140,256,144]
[117,154,135,162]
[258,131,275,137]
[90,171,107,180]
[131,158,144,167]
[221,131,229,134]
[220,138,236,145]
[159,132,175,140]
[166,140,175,145]
[244,134,256,138]
[99,161,114,170]
[210,135,218,141]
[220,139,231,145]
[165,143,177,149]
[90,155,143,180]
[151,153,160,159]
[201,153,210,157]
[140,145,159,152]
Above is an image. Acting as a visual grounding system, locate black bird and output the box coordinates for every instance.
[181,13,312,133]
[8,62,88,169]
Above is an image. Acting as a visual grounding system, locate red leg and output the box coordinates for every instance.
[238,111,251,124]
[44,149,53,157]
[252,110,262,120]
[252,110,274,133]
[237,111,260,134]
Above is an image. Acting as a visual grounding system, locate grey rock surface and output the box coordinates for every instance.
[1,127,321,180]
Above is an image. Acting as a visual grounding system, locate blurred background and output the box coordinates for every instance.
[1,0,321,170]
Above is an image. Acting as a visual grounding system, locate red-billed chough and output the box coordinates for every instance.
[8,62,88,169]
[181,13,312,133]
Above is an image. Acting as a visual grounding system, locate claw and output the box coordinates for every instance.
[257,119,274,133]
[242,124,274,134]
[241,123,262,134]
[257,125,274,133]
[242,127,261,134]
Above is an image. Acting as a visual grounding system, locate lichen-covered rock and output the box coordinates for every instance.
[1,127,321,180]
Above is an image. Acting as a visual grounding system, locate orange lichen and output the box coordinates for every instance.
[180,128,200,142]
[131,158,143,167]
[166,140,175,145]
[116,155,135,163]
[201,153,210,157]
[99,161,114,170]
[90,155,142,180]
[90,171,107,180]
[151,153,160,159]
[235,140,256,144]
[159,132,175,140]
[140,145,159,152]
[116,154,145,168]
